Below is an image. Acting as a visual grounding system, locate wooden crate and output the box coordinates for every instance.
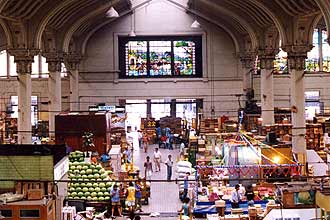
[27,189,43,200]
[15,181,54,199]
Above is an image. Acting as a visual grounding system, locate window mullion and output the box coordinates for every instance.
[171,41,174,76]
[147,41,150,77]
[319,28,323,72]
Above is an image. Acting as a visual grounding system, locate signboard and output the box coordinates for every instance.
[98,105,116,112]
[89,105,116,112]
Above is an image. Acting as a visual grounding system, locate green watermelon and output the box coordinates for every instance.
[91,192,97,197]
[95,187,101,192]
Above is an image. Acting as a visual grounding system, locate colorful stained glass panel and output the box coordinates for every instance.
[306,29,320,72]
[322,30,330,72]
[126,41,147,76]
[274,48,288,73]
[174,41,195,75]
[149,41,172,76]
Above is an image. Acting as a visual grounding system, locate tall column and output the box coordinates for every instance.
[66,55,81,111]
[8,49,38,144]
[288,52,307,162]
[45,54,62,139]
[259,55,275,125]
[170,99,176,118]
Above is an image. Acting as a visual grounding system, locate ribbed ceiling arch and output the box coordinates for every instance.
[0,0,328,52]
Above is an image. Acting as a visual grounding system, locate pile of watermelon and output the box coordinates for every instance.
[67,151,114,201]
[68,151,85,162]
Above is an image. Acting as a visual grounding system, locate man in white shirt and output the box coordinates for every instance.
[230,184,241,209]
[165,154,174,181]
[153,147,162,172]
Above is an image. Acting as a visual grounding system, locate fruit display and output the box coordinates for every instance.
[67,151,114,201]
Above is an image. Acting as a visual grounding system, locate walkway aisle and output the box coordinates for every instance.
[128,132,182,216]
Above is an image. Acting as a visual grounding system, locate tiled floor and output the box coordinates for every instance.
[128,131,182,215]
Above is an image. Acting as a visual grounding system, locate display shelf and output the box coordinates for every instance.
[200,118,220,134]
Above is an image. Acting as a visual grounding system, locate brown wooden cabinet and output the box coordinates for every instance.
[0,199,55,220]
[55,113,111,154]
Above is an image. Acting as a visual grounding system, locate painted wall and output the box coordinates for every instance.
[79,0,241,117]
[253,74,330,110]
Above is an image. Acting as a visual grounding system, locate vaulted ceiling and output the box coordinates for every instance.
[0,0,328,55]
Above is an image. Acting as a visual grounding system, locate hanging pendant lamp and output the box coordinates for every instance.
[106,6,119,18]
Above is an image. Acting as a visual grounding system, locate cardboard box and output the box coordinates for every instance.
[27,189,43,200]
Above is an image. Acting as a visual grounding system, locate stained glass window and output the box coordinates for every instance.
[126,41,147,76]
[120,36,202,78]
[149,41,172,76]
[306,29,320,72]
[274,48,288,74]
[174,41,195,76]
[322,30,330,72]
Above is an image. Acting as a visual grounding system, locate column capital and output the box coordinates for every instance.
[7,49,39,74]
[64,53,82,71]
[283,45,312,71]
[239,52,256,69]
[43,52,63,72]
[258,49,277,70]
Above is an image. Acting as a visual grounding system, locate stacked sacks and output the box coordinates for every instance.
[176,161,195,193]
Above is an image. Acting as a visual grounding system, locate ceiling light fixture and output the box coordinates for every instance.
[190,0,200,29]
[129,29,136,37]
[106,6,119,18]
[191,20,201,29]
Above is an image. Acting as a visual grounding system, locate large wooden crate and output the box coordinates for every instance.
[15,181,54,199]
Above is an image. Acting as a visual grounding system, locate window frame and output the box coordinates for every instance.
[118,35,203,78]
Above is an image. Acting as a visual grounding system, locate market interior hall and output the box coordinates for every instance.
[0,0,330,220]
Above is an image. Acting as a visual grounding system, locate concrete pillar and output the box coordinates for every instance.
[65,54,81,112]
[170,99,176,118]
[288,53,307,160]
[17,72,32,144]
[46,55,62,139]
[8,49,38,144]
[259,57,275,125]
[69,69,79,111]
[146,99,152,118]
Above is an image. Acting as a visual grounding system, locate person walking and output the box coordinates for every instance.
[165,154,174,181]
[138,130,143,149]
[178,197,190,220]
[142,132,150,153]
[119,183,126,210]
[126,182,136,219]
[230,184,241,209]
[153,147,162,172]
[110,184,122,217]
[245,184,255,207]
[165,126,171,149]
[135,180,143,212]
[144,156,153,180]
[181,172,190,201]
